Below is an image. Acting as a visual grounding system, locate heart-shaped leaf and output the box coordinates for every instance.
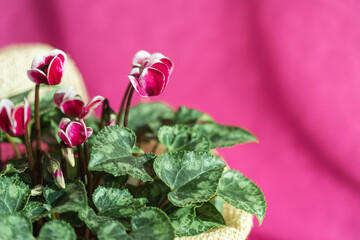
[174,106,213,125]
[0,158,29,176]
[158,125,211,152]
[0,213,34,240]
[217,170,267,225]
[126,102,175,133]
[93,184,147,218]
[131,207,174,240]
[97,208,174,240]
[194,122,258,148]
[97,220,130,240]
[167,202,225,237]
[38,220,76,240]
[154,152,226,206]
[21,200,47,222]
[0,176,31,214]
[88,126,155,181]
[43,179,87,215]
[136,180,170,207]
[79,206,114,234]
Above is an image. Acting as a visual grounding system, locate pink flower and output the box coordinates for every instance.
[0,98,30,137]
[27,49,67,85]
[58,118,92,148]
[53,87,104,119]
[129,50,174,97]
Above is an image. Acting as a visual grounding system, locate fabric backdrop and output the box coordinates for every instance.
[1,1,359,239]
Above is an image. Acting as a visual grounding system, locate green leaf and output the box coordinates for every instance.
[127,102,175,133]
[158,125,211,152]
[193,122,258,148]
[165,204,197,237]
[154,152,226,207]
[59,211,85,227]
[182,202,226,236]
[0,176,31,213]
[0,213,34,240]
[89,126,155,181]
[132,146,144,154]
[38,220,76,240]
[21,200,47,222]
[97,221,130,240]
[0,158,29,176]
[166,202,225,237]
[217,170,267,225]
[211,197,224,215]
[102,174,128,187]
[93,184,147,218]
[174,106,213,125]
[79,206,114,234]
[136,180,170,207]
[130,208,175,240]
[43,180,87,214]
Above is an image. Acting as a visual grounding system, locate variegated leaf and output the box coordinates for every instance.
[154,152,226,207]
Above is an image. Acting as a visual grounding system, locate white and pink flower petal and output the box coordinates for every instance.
[24,98,31,126]
[61,98,85,118]
[47,56,64,85]
[65,121,87,146]
[128,75,148,97]
[80,96,104,119]
[132,50,151,66]
[58,129,73,147]
[139,68,166,96]
[27,69,49,85]
[47,49,67,65]
[31,54,45,69]
[58,118,71,131]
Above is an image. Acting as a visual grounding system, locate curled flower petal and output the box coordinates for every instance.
[54,88,103,119]
[80,96,104,119]
[61,98,85,118]
[65,121,87,146]
[12,106,26,136]
[132,50,151,66]
[27,69,49,85]
[129,75,148,97]
[139,68,166,96]
[31,54,46,69]
[28,49,67,85]
[128,51,173,97]
[0,98,30,137]
[0,99,14,133]
[24,98,30,126]
[47,56,64,85]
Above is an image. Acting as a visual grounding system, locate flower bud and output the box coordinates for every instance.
[31,184,44,196]
[47,157,65,189]
[61,145,75,167]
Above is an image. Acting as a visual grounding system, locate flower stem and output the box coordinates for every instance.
[23,129,35,172]
[5,133,21,159]
[84,140,92,198]
[116,83,132,126]
[35,84,41,159]
[123,86,135,128]
[77,145,86,183]
[99,99,110,130]
[158,195,168,209]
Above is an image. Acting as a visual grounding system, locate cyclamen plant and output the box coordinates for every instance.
[0,49,266,240]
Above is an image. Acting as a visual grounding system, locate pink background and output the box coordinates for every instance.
[1,1,360,239]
